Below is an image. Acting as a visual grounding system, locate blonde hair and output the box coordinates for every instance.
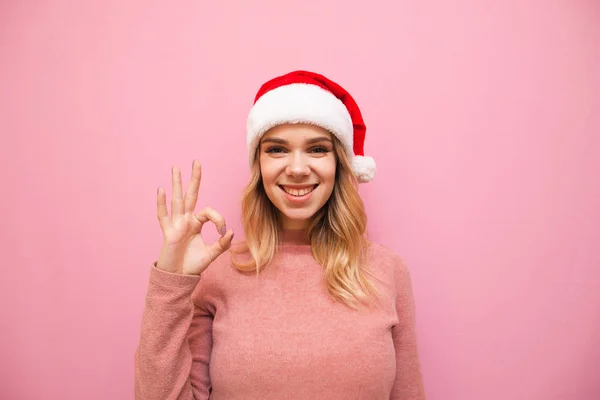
[231,134,380,309]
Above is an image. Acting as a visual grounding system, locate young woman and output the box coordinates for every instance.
[134,70,426,399]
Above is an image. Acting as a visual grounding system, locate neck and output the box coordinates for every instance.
[280,228,310,246]
[279,216,309,230]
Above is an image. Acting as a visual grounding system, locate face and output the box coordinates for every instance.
[259,123,337,230]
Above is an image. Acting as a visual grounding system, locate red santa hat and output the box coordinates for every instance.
[246,70,376,183]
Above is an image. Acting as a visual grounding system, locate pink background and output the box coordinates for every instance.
[1,1,599,399]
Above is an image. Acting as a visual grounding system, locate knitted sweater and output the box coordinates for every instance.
[134,230,426,399]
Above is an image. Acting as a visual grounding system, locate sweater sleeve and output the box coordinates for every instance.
[134,264,213,400]
[390,259,426,400]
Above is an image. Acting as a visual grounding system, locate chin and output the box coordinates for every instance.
[282,210,315,222]
[279,208,318,223]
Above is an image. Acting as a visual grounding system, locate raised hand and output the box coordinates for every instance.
[155,160,234,275]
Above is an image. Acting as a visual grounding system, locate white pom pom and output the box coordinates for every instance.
[351,155,376,183]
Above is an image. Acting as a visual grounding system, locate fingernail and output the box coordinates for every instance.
[221,225,227,235]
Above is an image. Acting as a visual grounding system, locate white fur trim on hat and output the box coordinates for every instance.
[352,155,376,183]
[246,83,355,163]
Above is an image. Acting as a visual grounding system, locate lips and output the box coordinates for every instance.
[279,184,318,197]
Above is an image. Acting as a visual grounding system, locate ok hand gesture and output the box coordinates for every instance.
[155,160,234,275]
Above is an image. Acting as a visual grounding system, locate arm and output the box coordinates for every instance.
[134,264,213,400]
[135,160,232,399]
[390,260,426,400]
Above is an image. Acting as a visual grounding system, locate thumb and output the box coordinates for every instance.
[208,229,235,261]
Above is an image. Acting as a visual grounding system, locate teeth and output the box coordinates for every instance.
[282,185,315,197]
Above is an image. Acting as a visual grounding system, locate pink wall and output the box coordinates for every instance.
[1,1,599,399]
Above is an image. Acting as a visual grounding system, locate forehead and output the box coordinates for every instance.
[261,123,332,143]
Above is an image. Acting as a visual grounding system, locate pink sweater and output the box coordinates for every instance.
[134,231,426,399]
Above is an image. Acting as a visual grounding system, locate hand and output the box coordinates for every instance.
[155,160,234,275]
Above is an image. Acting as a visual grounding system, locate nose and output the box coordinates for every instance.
[285,151,310,178]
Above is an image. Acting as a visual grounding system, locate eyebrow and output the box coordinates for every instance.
[260,136,332,145]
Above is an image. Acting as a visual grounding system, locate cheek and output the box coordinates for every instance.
[259,158,279,189]
[321,159,337,186]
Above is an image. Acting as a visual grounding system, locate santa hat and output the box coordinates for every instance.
[246,70,376,183]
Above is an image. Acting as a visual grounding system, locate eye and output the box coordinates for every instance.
[310,146,330,153]
[265,146,286,153]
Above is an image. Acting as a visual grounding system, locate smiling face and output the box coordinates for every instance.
[259,123,337,230]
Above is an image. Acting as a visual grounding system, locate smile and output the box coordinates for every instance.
[279,184,318,197]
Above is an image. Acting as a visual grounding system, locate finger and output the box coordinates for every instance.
[171,165,184,218]
[208,229,235,261]
[194,207,227,236]
[156,187,169,229]
[184,160,202,213]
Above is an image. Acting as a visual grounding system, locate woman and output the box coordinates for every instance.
[134,70,426,399]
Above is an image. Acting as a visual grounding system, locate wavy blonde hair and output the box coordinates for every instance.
[231,134,380,309]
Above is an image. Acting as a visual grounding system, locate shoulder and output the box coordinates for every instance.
[365,240,409,272]
[191,239,257,287]
[364,240,412,287]
[190,248,242,303]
